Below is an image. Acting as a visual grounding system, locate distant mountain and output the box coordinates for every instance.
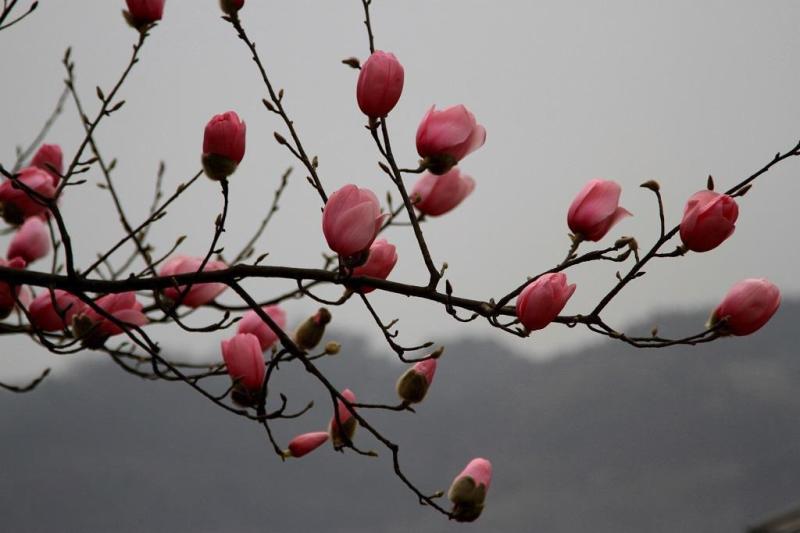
[1,301,800,533]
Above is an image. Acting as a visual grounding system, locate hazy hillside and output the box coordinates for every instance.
[1,302,799,532]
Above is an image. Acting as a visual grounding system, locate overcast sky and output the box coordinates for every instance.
[2,0,800,380]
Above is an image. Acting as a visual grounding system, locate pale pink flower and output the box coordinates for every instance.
[350,239,397,293]
[237,305,287,351]
[202,111,246,180]
[322,184,384,258]
[567,179,631,241]
[411,168,475,216]
[0,167,57,225]
[28,290,86,332]
[515,273,576,332]
[286,431,329,458]
[30,144,63,186]
[159,255,227,307]
[356,51,404,118]
[710,278,781,336]
[221,333,265,392]
[7,217,50,263]
[416,105,486,174]
[679,190,738,252]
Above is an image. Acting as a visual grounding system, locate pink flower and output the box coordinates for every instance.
[219,0,244,15]
[237,305,287,351]
[202,111,246,180]
[350,239,397,293]
[285,431,329,458]
[221,333,265,392]
[567,179,631,242]
[73,292,149,346]
[28,290,86,332]
[710,278,781,336]
[356,51,404,118]
[448,457,493,523]
[515,273,576,332]
[7,217,50,264]
[124,0,165,28]
[30,144,63,186]
[0,257,26,319]
[0,167,57,225]
[396,351,440,404]
[159,255,227,308]
[328,388,357,449]
[679,190,738,253]
[411,168,475,216]
[322,184,385,259]
[416,105,486,174]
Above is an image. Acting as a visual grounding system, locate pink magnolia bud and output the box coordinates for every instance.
[293,307,331,351]
[448,457,493,523]
[72,292,148,347]
[30,144,63,186]
[202,111,246,181]
[350,239,397,294]
[219,0,244,16]
[0,257,26,319]
[124,0,165,29]
[515,273,576,332]
[284,431,329,459]
[0,167,57,225]
[7,217,50,264]
[416,105,486,175]
[28,290,86,332]
[159,255,227,308]
[679,190,738,252]
[709,278,781,336]
[567,179,631,242]
[221,333,265,401]
[329,388,357,449]
[322,184,385,259]
[356,51,404,118]
[396,348,441,404]
[237,305,287,351]
[410,167,475,217]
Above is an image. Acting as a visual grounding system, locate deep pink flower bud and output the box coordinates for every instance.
[679,190,738,253]
[284,431,329,459]
[72,292,148,347]
[411,168,475,216]
[237,305,287,351]
[0,257,26,319]
[219,0,244,16]
[448,457,493,523]
[416,105,486,175]
[30,144,63,186]
[221,333,265,397]
[356,51,404,118]
[396,348,442,404]
[329,388,357,449]
[709,278,781,336]
[28,290,86,332]
[0,167,57,225]
[159,255,227,308]
[567,179,631,242]
[7,217,50,264]
[515,273,576,332]
[202,111,246,181]
[350,239,397,294]
[124,0,165,29]
[322,184,385,259]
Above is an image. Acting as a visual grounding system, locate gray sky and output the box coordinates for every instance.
[2,0,800,380]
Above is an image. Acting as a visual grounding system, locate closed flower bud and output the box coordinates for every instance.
[567,179,631,242]
[30,144,63,186]
[395,349,441,404]
[72,292,148,348]
[515,273,576,332]
[221,333,265,407]
[0,167,57,225]
[679,190,738,252]
[356,51,404,118]
[416,105,486,175]
[28,290,85,332]
[284,431,329,459]
[202,111,246,181]
[410,168,475,217]
[709,278,780,336]
[159,255,227,308]
[0,257,26,319]
[123,0,165,30]
[7,217,50,264]
[329,388,357,449]
[237,305,287,351]
[293,307,331,350]
[448,458,492,523]
[322,184,385,259]
[350,239,397,294]
[219,0,244,16]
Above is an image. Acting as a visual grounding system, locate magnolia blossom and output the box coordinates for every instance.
[679,190,738,252]
[356,50,404,118]
[73,292,149,347]
[416,104,486,174]
[350,239,397,293]
[237,305,287,351]
[159,255,227,307]
[7,217,50,264]
[448,458,493,523]
[202,111,246,180]
[567,179,631,242]
[285,432,329,459]
[396,351,440,404]
[124,0,165,29]
[221,333,265,394]
[329,388,357,449]
[0,257,26,319]
[710,278,781,336]
[322,184,385,259]
[515,273,576,332]
[411,168,475,216]
[30,143,63,185]
[28,290,86,332]
[219,0,244,15]
[0,167,57,225]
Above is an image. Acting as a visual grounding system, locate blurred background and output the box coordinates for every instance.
[1,1,799,531]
